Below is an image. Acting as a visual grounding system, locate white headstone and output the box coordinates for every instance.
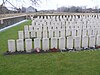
[97,28,100,35]
[51,37,57,49]
[37,31,42,38]
[82,29,87,36]
[43,30,47,38]
[60,30,65,37]
[89,35,95,47]
[88,28,93,35]
[30,31,36,38]
[49,30,53,38]
[77,29,81,37]
[72,29,76,37]
[59,37,65,50]
[96,35,100,46]
[36,26,42,31]
[8,40,16,52]
[24,31,30,39]
[32,20,35,26]
[93,28,97,36]
[61,25,65,30]
[16,39,24,51]
[55,30,59,37]
[34,38,41,49]
[25,39,32,53]
[42,38,49,51]
[24,25,29,32]
[29,26,33,32]
[18,31,24,39]
[67,36,73,49]
[48,25,52,30]
[82,36,88,48]
[66,29,71,36]
[74,36,81,49]
[43,25,47,30]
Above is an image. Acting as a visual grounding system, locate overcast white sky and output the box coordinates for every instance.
[0,0,100,10]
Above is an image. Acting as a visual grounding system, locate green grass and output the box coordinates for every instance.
[0,20,100,75]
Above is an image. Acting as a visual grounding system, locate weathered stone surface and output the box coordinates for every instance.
[72,29,76,37]
[60,30,65,37]
[25,39,32,53]
[59,37,65,50]
[43,30,47,38]
[34,38,41,49]
[89,35,95,47]
[82,36,88,48]
[96,35,100,46]
[49,30,53,38]
[37,31,42,38]
[18,31,24,39]
[29,26,33,32]
[16,39,24,51]
[74,36,81,49]
[55,30,59,37]
[24,31,30,39]
[51,37,57,49]
[24,25,29,32]
[8,40,16,52]
[67,36,73,49]
[30,31,36,38]
[42,38,49,51]
[66,29,71,36]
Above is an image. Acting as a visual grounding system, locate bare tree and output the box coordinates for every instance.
[0,0,41,14]
[30,0,40,5]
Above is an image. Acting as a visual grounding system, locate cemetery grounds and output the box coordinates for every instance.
[0,20,100,75]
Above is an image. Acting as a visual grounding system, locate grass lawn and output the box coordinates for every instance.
[0,20,100,75]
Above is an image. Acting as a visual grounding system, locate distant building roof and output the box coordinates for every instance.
[0,6,9,14]
[26,6,37,13]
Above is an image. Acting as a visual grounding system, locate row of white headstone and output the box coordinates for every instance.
[31,15,100,35]
[33,15,100,19]
[32,20,100,30]
[25,24,100,31]
[32,15,100,26]
[8,35,100,53]
[18,27,100,39]
[32,15,100,23]
[29,16,100,39]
